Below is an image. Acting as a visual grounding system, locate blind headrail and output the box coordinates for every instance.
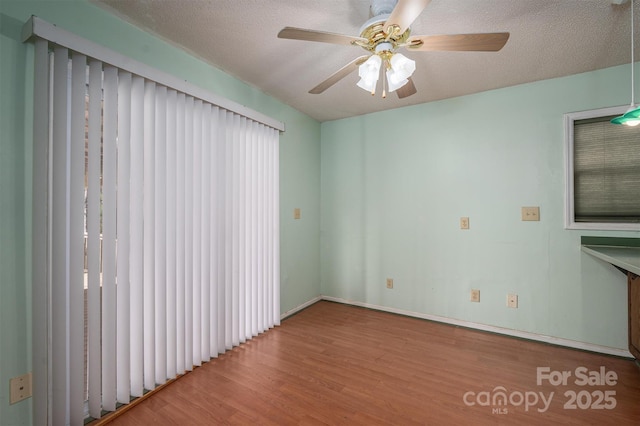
[21,15,285,133]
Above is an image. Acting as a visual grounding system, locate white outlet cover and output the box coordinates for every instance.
[460,217,470,229]
[10,373,32,404]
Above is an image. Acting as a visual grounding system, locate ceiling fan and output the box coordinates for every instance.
[278,0,510,99]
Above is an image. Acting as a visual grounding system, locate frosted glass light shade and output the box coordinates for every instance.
[357,77,377,92]
[388,53,416,83]
[385,70,408,92]
[357,55,382,92]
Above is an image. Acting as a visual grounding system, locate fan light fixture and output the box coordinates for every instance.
[612,0,640,126]
[357,48,416,96]
[277,0,510,99]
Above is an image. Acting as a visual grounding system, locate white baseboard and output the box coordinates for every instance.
[280,295,323,320]
[320,296,634,359]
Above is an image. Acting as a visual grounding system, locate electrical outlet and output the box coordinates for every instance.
[10,373,32,404]
[460,217,470,230]
[507,294,518,308]
[470,289,480,302]
[294,208,301,220]
[521,207,540,221]
[386,278,394,289]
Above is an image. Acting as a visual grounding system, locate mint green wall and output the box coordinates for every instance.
[0,1,320,424]
[321,65,640,352]
[0,5,33,426]
[3,1,639,425]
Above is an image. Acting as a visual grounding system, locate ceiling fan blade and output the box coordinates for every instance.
[407,32,510,52]
[309,56,370,94]
[396,78,416,99]
[385,0,432,34]
[278,27,367,46]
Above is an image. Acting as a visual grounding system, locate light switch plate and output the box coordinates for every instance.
[294,208,301,220]
[521,206,540,221]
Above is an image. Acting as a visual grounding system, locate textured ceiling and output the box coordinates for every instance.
[92,0,636,122]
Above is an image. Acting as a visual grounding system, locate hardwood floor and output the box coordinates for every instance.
[100,301,640,425]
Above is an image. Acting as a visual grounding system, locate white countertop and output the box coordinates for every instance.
[581,245,640,276]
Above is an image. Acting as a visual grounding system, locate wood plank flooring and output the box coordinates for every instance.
[101,301,640,425]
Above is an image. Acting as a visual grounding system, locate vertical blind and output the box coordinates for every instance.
[32,34,280,424]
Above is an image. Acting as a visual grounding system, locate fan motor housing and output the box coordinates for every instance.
[357,14,411,53]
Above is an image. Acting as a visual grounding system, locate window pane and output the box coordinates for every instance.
[573,115,640,222]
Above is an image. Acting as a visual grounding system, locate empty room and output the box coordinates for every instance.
[2,0,640,424]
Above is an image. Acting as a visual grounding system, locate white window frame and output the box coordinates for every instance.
[564,105,640,231]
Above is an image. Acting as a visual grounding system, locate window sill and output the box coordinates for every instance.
[566,222,640,232]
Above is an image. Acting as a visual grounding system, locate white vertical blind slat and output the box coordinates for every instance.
[238,117,247,343]
[261,124,269,330]
[155,85,168,385]
[268,126,275,328]
[192,99,203,367]
[143,80,157,391]
[184,96,194,370]
[129,75,145,397]
[216,109,227,354]
[224,112,233,350]
[87,58,103,418]
[257,127,266,333]
[250,126,259,332]
[101,64,118,412]
[69,52,87,426]
[209,106,220,357]
[261,125,269,330]
[231,114,240,347]
[272,127,281,327]
[249,122,258,337]
[166,88,178,379]
[266,128,275,329]
[272,128,279,325]
[201,103,212,361]
[51,45,70,425]
[116,71,132,404]
[269,127,279,328]
[251,123,260,336]
[269,127,277,328]
[266,125,273,327]
[175,92,186,374]
[262,126,270,332]
[248,124,258,337]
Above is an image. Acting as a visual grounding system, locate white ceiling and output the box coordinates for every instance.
[92,0,636,122]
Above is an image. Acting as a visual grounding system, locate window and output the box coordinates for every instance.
[565,106,640,230]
